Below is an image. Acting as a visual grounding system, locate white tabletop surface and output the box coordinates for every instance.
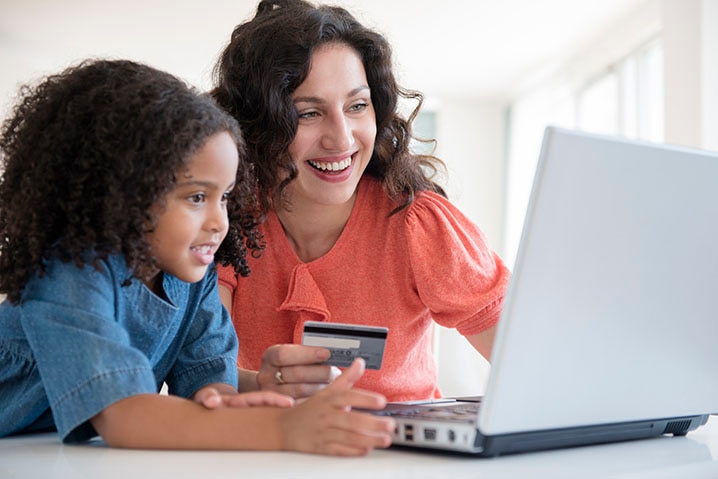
[2,416,717,479]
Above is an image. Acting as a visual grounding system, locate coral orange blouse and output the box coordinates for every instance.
[218,177,510,401]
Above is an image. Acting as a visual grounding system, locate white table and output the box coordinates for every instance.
[2,416,717,479]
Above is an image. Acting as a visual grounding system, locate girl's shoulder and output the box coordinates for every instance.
[23,253,140,300]
[36,253,130,283]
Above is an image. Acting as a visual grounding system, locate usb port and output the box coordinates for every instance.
[404,424,414,441]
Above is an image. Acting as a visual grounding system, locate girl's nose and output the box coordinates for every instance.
[207,201,229,233]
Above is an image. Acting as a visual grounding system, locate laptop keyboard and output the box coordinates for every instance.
[374,399,481,422]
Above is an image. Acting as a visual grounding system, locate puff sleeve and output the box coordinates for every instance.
[404,191,510,336]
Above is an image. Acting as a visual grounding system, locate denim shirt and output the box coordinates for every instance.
[0,254,238,442]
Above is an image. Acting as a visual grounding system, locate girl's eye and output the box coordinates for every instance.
[188,193,206,204]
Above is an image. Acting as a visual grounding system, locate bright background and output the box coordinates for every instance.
[1,0,716,396]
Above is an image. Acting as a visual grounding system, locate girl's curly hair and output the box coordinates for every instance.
[212,0,446,218]
[0,59,263,304]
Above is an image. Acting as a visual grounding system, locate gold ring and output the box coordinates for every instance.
[274,368,285,385]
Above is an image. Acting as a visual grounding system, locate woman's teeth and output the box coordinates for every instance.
[308,157,352,172]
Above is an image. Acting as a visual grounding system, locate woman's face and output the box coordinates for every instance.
[285,42,376,210]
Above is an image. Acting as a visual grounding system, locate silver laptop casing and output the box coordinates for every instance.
[386,127,718,456]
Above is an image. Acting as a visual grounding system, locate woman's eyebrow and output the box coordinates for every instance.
[293,85,370,104]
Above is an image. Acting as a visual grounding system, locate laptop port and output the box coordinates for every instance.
[404,424,414,441]
[423,428,437,441]
[448,429,456,442]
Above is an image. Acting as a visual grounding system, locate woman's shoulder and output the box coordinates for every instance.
[406,188,472,226]
[354,177,473,230]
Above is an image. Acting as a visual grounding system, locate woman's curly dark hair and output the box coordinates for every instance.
[212,0,446,217]
[0,59,263,304]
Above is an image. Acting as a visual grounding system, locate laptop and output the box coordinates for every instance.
[374,126,718,457]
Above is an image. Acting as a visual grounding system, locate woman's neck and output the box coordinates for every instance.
[276,193,357,263]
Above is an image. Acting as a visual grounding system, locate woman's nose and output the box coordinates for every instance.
[321,112,353,151]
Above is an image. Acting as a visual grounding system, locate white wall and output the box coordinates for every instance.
[663,0,718,150]
[432,99,506,396]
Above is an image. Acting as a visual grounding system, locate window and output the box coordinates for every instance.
[577,38,664,142]
[505,37,664,266]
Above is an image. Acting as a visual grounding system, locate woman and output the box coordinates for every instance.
[213,0,510,402]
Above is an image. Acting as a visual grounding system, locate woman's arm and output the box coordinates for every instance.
[220,283,339,398]
[218,284,233,315]
[218,284,270,393]
[465,324,497,362]
[238,368,261,392]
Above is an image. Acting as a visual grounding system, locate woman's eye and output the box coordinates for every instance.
[298,111,319,119]
[349,102,368,112]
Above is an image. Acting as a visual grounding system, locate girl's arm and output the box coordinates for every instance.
[91,359,394,456]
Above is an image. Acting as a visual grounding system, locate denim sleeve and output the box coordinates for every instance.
[166,268,239,398]
[20,259,157,443]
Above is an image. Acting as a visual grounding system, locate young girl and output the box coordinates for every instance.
[213,0,511,401]
[0,59,393,456]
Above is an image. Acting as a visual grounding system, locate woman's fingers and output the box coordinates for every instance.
[257,344,339,398]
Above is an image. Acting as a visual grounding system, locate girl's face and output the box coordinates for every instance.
[285,42,376,209]
[145,131,238,291]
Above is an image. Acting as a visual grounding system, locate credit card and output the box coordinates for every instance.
[301,321,388,369]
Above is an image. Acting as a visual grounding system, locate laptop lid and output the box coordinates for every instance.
[479,126,718,437]
[380,127,717,456]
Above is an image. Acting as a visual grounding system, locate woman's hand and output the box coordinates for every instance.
[257,344,342,398]
[279,358,395,456]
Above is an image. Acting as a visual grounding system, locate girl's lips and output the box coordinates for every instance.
[191,244,216,265]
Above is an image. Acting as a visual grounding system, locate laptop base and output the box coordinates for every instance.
[388,412,709,457]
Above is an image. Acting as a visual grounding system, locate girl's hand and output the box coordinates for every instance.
[194,385,294,409]
[257,344,341,398]
[279,358,395,456]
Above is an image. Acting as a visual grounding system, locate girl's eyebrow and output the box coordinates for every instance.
[293,85,370,104]
[176,179,236,190]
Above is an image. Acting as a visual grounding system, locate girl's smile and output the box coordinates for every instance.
[190,242,221,266]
